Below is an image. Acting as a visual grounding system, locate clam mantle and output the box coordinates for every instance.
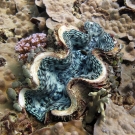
[18,21,115,122]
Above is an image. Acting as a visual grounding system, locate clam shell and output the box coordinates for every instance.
[58,25,79,46]
[18,88,30,108]
[30,52,57,88]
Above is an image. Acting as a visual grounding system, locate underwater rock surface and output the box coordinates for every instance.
[1,0,135,135]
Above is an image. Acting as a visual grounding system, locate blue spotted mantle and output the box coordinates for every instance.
[23,22,115,122]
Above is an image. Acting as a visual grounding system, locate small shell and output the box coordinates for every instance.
[12,81,22,89]
[13,102,22,112]
[22,65,32,79]
[24,78,32,87]
[6,88,17,101]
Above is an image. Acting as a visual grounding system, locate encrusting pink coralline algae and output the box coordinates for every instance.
[15,33,47,62]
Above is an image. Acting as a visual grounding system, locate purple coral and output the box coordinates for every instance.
[15,33,47,62]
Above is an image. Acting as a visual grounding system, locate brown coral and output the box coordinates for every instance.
[0,90,7,104]
[0,0,35,38]
[32,120,88,135]
[0,79,5,90]
[42,0,80,29]
[121,42,135,61]
[94,100,135,135]
[111,92,135,110]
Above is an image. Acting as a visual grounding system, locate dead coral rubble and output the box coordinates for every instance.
[0,110,88,135]
[32,120,88,135]
[0,110,34,135]
[111,92,135,110]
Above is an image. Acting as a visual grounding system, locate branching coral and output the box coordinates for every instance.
[15,33,47,62]
[83,88,111,126]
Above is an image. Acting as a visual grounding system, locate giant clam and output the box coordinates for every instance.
[18,21,116,122]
